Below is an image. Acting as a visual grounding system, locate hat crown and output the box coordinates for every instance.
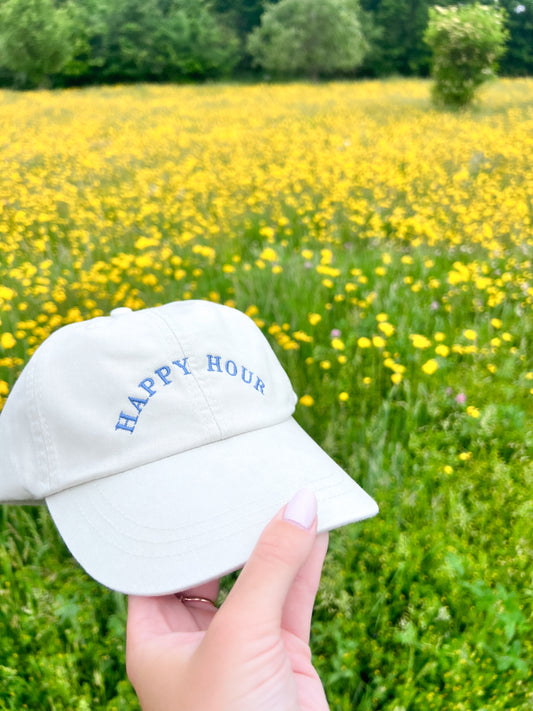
[0,301,296,501]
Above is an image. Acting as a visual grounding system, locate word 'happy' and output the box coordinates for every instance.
[115,354,266,434]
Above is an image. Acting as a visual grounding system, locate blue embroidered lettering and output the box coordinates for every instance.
[241,366,253,384]
[115,412,138,433]
[254,376,265,394]
[155,366,172,385]
[128,396,148,414]
[173,357,191,376]
[139,377,157,397]
[225,359,237,376]
[207,354,222,372]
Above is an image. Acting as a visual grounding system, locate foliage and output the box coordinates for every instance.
[424,3,509,108]
[0,79,532,708]
[0,0,77,88]
[64,0,240,83]
[247,0,367,79]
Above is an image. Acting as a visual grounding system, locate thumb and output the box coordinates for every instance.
[220,489,318,630]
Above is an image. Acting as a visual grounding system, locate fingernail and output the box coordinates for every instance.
[283,489,317,530]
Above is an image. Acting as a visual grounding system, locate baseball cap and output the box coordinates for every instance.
[0,300,378,595]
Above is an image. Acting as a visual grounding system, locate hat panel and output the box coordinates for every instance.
[0,355,46,501]
[159,301,297,438]
[42,309,220,496]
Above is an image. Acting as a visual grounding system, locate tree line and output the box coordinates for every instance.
[0,0,531,89]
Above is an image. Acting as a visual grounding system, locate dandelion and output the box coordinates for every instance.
[435,344,450,357]
[1,333,16,349]
[466,406,480,418]
[331,338,345,351]
[372,336,386,348]
[0,380,9,396]
[422,359,439,375]
[308,313,322,326]
[378,322,395,337]
[443,465,453,474]
[299,394,314,407]
[391,373,403,385]
[410,334,432,349]
[358,337,372,348]
[338,392,349,402]
[490,318,502,328]
[463,329,477,341]
[320,360,331,370]
[459,452,472,461]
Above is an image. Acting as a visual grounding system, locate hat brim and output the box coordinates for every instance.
[46,417,378,595]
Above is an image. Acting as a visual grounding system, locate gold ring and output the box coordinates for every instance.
[175,594,217,607]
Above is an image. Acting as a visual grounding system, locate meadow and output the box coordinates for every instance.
[0,78,532,710]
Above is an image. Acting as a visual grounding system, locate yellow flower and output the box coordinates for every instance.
[466,406,480,418]
[338,355,347,364]
[363,377,372,385]
[331,338,345,351]
[391,372,403,385]
[410,334,431,349]
[358,337,371,348]
[422,359,439,375]
[435,344,450,357]
[293,330,312,343]
[338,392,349,402]
[372,336,386,348]
[1,333,16,349]
[260,247,278,262]
[299,394,314,407]
[320,360,331,370]
[301,249,314,260]
[459,452,472,461]
[502,332,512,342]
[434,332,446,342]
[308,313,321,325]
[0,380,9,396]
[490,318,502,328]
[378,322,395,337]
[443,465,453,474]
[463,329,477,341]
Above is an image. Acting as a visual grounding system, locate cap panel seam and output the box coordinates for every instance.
[149,307,223,439]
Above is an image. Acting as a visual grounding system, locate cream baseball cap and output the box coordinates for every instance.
[0,300,378,594]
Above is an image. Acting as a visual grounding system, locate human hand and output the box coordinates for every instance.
[126,489,330,711]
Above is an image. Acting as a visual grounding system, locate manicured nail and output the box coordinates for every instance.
[283,489,317,530]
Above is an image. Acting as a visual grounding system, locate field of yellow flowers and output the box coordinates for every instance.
[0,78,532,710]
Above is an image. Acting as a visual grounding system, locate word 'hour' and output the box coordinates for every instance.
[115,354,265,434]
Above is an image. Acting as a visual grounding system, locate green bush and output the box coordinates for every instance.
[0,0,77,88]
[247,0,367,79]
[423,3,509,108]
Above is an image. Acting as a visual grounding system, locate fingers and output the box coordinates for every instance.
[219,489,319,633]
[281,530,329,643]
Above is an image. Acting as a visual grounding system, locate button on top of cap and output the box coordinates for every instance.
[110,307,133,317]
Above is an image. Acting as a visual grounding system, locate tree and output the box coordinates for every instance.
[424,3,509,108]
[0,0,76,87]
[497,0,533,75]
[247,0,367,79]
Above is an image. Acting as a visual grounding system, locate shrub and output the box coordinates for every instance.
[247,0,367,80]
[423,3,509,108]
